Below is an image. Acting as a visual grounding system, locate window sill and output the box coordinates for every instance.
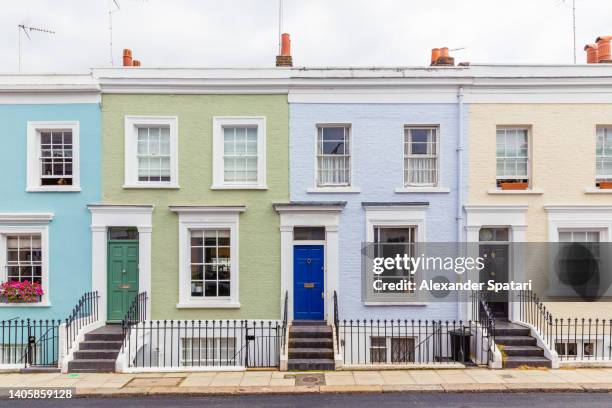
[487,188,543,195]
[395,186,450,194]
[0,302,51,307]
[27,186,81,192]
[585,187,612,194]
[306,186,361,194]
[176,301,241,309]
[123,184,180,189]
[210,184,268,190]
[363,301,428,306]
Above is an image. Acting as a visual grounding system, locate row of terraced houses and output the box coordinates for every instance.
[3,36,612,373]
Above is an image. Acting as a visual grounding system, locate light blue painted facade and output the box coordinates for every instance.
[290,102,468,321]
[0,103,101,320]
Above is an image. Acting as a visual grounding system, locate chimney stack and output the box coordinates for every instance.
[430,47,455,66]
[276,33,293,67]
[585,36,612,64]
[596,36,612,62]
[584,44,599,64]
[123,49,133,67]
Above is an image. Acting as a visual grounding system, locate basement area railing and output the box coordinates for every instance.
[0,318,61,368]
[337,319,493,367]
[519,289,612,362]
[122,320,282,369]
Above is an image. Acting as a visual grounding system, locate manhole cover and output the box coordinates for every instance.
[291,373,326,386]
[501,374,514,379]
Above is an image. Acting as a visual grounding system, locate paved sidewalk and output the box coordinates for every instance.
[1,368,612,397]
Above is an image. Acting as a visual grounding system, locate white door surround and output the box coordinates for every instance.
[274,202,345,324]
[464,205,528,322]
[88,204,154,322]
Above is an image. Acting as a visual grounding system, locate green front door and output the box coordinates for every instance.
[107,241,139,321]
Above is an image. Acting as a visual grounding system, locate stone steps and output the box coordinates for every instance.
[68,325,123,373]
[493,321,551,368]
[287,321,335,371]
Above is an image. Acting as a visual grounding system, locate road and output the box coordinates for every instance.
[1,393,612,408]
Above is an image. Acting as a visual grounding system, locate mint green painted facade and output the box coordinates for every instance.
[101,94,288,319]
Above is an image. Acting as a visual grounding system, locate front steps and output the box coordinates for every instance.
[494,321,551,368]
[68,325,123,373]
[288,320,335,371]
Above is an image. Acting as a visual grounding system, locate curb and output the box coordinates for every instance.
[71,383,612,398]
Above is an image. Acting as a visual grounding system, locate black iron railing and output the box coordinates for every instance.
[0,319,61,367]
[281,291,288,354]
[333,290,339,351]
[65,291,99,354]
[122,320,281,368]
[519,289,612,361]
[470,290,496,348]
[337,319,492,366]
[518,290,553,348]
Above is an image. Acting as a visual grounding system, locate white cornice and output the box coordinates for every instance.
[87,204,155,215]
[544,205,612,213]
[168,205,247,214]
[0,213,54,224]
[464,204,529,213]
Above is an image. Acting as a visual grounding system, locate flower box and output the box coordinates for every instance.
[500,181,529,190]
[599,181,612,190]
[0,280,43,303]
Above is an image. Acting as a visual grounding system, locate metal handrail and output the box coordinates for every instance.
[65,291,99,354]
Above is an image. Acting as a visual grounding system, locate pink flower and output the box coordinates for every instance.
[1,280,44,303]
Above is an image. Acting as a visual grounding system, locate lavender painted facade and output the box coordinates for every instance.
[289,101,468,321]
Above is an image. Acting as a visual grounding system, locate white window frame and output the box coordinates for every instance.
[212,117,267,190]
[596,126,612,183]
[180,336,237,366]
[170,206,245,308]
[363,205,427,305]
[0,213,52,307]
[124,115,179,189]
[26,121,80,192]
[315,124,352,188]
[495,126,530,185]
[404,126,439,187]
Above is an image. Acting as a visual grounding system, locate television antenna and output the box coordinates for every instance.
[278,0,284,54]
[18,24,55,72]
[109,0,120,66]
[559,0,577,64]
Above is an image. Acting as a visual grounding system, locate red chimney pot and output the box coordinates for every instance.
[122,49,133,67]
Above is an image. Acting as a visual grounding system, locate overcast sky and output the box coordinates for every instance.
[1,0,611,73]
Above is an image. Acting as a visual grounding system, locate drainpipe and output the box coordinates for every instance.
[457,86,465,322]
[457,86,464,243]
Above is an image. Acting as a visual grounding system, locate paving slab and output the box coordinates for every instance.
[353,371,384,385]
[382,384,444,393]
[442,383,508,392]
[505,382,585,392]
[379,370,415,385]
[319,385,382,393]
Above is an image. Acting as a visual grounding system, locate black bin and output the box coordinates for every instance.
[449,329,472,362]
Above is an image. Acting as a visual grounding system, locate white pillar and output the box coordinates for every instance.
[280,225,293,321]
[325,225,339,324]
[91,225,107,322]
[138,226,153,320]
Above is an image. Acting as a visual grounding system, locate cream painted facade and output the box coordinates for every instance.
[467,103,612,319]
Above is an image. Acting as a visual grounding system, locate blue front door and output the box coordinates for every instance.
[293,245,324,320]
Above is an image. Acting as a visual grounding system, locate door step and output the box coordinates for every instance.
[68,325,124,373]
[493,321,551,368]
[288,321,335,371]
